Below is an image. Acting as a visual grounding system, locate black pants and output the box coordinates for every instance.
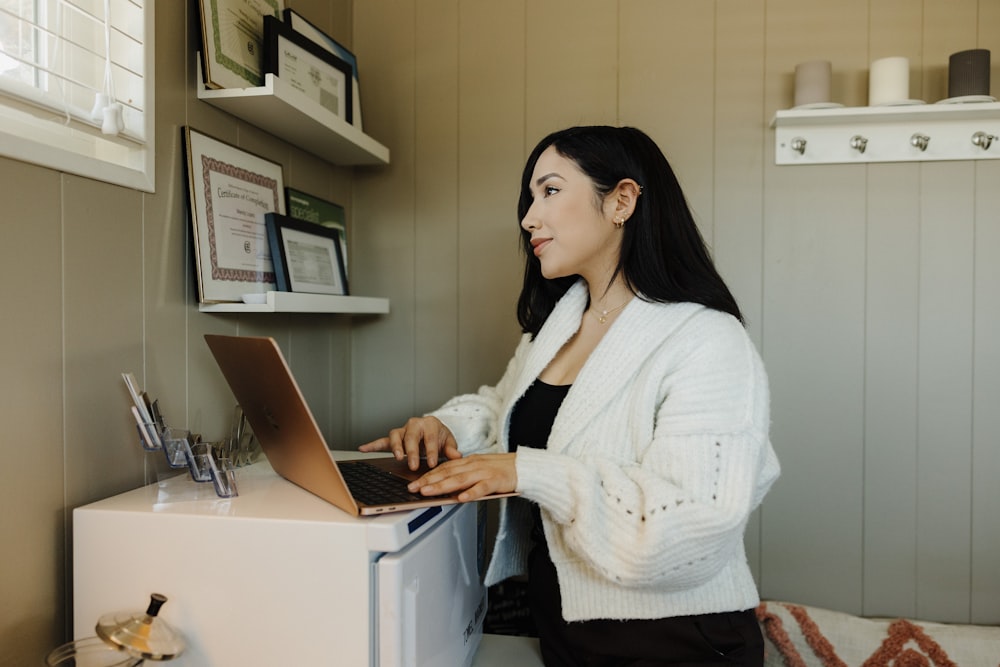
[527,545,764,667]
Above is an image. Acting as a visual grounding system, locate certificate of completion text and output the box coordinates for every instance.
[204,166,278,282]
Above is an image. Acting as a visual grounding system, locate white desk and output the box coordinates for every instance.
[73,462,526,666]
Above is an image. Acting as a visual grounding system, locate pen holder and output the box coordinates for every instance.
[133,421,238,498]
[124,372,239,498]
[161,428,194,469]
[135,420,163,452]
[209,456,238,498]
[185,441,214,482]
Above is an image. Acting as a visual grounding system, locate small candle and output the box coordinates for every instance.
[869,56,909,106]
[948,49,991,98]
[794,60,832,107]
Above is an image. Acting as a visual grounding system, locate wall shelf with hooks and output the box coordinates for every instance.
[771,101,1000,165]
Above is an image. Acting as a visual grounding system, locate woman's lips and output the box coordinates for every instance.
[531,238,551,256]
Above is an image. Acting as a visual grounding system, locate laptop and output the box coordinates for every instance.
[204,334,515,516]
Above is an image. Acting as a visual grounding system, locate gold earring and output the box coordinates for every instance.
[613,215,624,229]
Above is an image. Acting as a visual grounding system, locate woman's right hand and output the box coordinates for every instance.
[358,416,462,470]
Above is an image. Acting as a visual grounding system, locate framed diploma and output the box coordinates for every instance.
[183,127,286,303]
[264,213,348,296]
[282,8,363,130]
[263,15,352,123]
[285,187,348,277]
[198,0,284,89]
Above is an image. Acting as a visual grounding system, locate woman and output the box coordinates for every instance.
[361,126,780,666]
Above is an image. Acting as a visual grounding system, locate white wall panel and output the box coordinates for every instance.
[862,163,921,618]
[620,0,716,241]
[526,0,618,137]
[970,0,1000,625]
[760,162,868,612]
[414,0,461,414]
[352,1,419,442]
[916,162,975,623]
[455,0,526,393]
[860,0,924,619]
[759,0,870,613]
[971,158,1000,625]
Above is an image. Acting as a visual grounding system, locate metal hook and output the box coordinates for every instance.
[850,135,868,154]
[790,137,807,155]
[972,131,995,151]
[910,133,930,152]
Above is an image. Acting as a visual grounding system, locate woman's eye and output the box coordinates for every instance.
[544,186,559,197]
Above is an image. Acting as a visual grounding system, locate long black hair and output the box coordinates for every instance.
[515,126,743,336]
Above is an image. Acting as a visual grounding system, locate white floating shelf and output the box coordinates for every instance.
[199,292,390,314]
[771,101,1000,165]
[196,58,389,166]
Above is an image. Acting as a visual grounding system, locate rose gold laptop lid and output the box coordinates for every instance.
[204,334,514,516]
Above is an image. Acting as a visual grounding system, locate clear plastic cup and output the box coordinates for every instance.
[45,636,142,666]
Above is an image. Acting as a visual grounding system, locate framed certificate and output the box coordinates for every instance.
[198,0,283,89]
[285,187,348,277]
[263,14,352,123]
[282,8,363,130]
[183,127,286,303]
[265,213,348,295]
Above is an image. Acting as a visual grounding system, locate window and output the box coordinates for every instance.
[0,0,154,191]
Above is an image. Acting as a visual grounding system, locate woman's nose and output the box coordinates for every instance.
[521,206,540,231]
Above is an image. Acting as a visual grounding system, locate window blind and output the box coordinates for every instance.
[0,0,146,141]
[0,0,153,191]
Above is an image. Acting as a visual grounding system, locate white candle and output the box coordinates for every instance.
[869,56,909,106]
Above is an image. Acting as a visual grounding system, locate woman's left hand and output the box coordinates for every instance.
[407,453,517,502]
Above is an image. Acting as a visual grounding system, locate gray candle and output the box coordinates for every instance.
[794,60,832,107]
[948,49,991,98]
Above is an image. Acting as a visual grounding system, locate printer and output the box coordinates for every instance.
[72,459,488,666]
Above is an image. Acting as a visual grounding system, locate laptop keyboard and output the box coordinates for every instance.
[339,461,427,506]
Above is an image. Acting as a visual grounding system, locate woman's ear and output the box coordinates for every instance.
[611,179,642,221]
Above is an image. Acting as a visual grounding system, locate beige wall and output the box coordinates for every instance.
[0,0,998,664]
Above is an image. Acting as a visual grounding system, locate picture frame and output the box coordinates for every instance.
[198,0,284,89]
[265,213,349,296]
[182,127,286,303]
[263,14,352,124]
[285,187,348,277]
[282,8,363,130]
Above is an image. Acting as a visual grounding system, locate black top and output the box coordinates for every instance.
[508,379,570,545]
[509,379,570,451]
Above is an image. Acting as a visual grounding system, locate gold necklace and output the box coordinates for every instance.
[590,298,630,324]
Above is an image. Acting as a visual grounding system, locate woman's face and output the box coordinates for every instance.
[521,146,621,282]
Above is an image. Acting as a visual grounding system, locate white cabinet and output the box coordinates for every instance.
[73,462,485,666]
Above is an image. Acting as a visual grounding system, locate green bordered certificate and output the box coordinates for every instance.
[285,188,348,276]
[199,0,283,89]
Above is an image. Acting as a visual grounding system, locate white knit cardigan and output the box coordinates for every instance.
[430,280,780,622]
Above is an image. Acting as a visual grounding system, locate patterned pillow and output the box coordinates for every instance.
[756,600,1000,667]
